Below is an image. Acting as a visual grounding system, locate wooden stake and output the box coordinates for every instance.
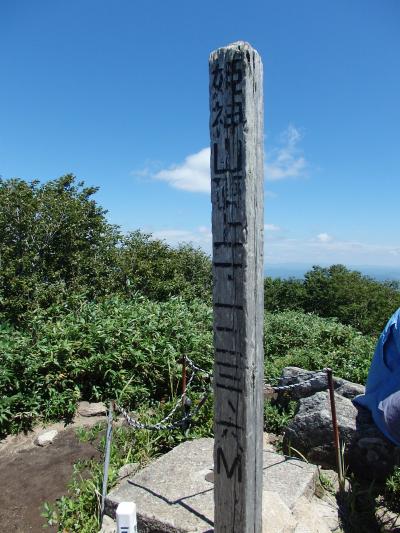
[209,41,264,532]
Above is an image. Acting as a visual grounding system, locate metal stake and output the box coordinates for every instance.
[181,355,191,433]
[100,401,114,524]
[181,355,187,408]
[326,368,343,487]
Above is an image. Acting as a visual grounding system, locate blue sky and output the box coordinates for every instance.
[1,0,400,269]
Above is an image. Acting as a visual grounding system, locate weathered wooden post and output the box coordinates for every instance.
[209,42,264,532]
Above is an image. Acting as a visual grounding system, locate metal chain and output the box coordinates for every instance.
[270,369,329,393]
[185,356,212,377]
[114,355,329,432]
[114,355,211,431]
[114,386,211,431]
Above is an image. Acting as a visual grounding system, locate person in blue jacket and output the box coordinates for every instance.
[354,308,400,446]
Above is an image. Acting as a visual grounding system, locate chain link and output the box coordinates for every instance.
[114,355,211,431]
[184,356,212,377]
[113,356,328,432]
[271,369,329,393]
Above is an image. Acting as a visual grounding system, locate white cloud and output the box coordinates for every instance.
[150,225,400,267]
[265,233,400,267]
[265,190,278,198]
[152,226,212,250]
[131,159,162,179]
[265,224,281,232]
[145,125,307,193]
[197,225,211,235]
[153,148,210,193]
[316,233,333,243]
[265,124,307,181]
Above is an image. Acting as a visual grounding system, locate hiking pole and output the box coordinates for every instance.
[326,368,344,488]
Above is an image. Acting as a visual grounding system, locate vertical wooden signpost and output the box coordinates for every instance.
[209,42,264,532]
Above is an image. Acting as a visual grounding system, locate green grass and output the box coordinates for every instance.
[0,299,382,531]
[1,301,377,437]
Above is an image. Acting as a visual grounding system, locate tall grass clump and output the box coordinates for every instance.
[0,295,213,436]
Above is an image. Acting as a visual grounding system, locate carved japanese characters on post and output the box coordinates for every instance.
[209,42,264,532]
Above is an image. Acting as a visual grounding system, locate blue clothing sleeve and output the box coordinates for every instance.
[353,308,400,446]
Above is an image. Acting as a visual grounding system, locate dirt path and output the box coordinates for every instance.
[0,415,106,533]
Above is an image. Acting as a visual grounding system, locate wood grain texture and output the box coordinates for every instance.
[209,41,264,532]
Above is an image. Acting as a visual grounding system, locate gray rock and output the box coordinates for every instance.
[334,379,365,400]
[276,367,365,404]
[309,496,341,532]
[262,491,296,533]
[376,502,400,532]
[105,438,319,532]
[292,497,331,533]
[99,514,116,533]
[284,391,400,481]
[117,462,140,481]
[349,405,400,481]
[277,367,329,403]
[35,429,58,446]
[77,401,107,417]
[284,392,357,467]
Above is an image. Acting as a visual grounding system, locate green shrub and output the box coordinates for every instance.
[117,231,212,303]
[303,265,400,336]
[264,400,297,434]
[264,310,376,384]
[1,303,376,437]
[264,277,306,312]
[0,295,213,436]
[385,466,400,513]
[0,176,212,326]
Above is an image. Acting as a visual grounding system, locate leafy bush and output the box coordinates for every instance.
[264,310,376,384]
[0,295,213,436]
[264,277,306,312]
[385,466,400,513]
[0,175,212,326]
[303,265,400,336]
[264,400,297,434]
[1,299,377,437]
[117,231,212,303]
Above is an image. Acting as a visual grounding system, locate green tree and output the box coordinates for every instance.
[118,231,212,303]
[303,264,400,335]
[0,175,120,324]
[264,276,306,312]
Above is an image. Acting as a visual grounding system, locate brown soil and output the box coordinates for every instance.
[0,418,105,533]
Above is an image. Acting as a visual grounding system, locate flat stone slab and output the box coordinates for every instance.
[77,401,106,417]
[105,438,318,532]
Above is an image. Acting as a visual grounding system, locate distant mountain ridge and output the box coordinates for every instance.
[265,263,400,282]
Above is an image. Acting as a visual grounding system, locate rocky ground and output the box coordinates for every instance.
[0,403,107,533]
[2,371,400,533]
[102,436,342,533]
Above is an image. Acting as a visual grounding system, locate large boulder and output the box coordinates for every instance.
[283,390,400,481]
[276,366,365,404]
